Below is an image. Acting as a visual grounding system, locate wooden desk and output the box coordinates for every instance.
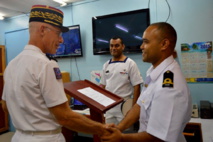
[64,80,123,142]
[190,118,213,142]
[184,122,203,142]
[0,45,8,133]
[62,109,91,142]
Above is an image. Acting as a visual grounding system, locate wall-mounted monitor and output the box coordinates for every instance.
[47,25,83,58]
[92,8,150,55]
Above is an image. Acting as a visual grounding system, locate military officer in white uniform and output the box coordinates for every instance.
[101,22,192,142]
[2,5,108,142]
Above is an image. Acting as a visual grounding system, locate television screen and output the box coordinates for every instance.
[92,9,150,55]
[47,25,83,58]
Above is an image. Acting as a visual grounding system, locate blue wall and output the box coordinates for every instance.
[0,0,213,130]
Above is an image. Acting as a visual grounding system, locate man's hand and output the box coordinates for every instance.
[100,124,114,137]
[104,123,116,129]
[101,127,123,142]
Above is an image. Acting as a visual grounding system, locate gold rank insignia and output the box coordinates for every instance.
[162,70,174,88]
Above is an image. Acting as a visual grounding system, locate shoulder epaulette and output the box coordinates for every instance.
[162,70,174,88]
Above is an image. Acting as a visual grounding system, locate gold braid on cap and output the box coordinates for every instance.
[30,11,63,24]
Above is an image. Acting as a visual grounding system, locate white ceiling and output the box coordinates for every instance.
[0,0,83,19]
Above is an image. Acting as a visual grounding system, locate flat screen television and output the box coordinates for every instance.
[92,8,150,55]
[47,25,83,58]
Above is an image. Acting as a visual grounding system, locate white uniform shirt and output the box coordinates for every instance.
[101,57,143,98]
[137,55,192,142]
[2,45,68,131]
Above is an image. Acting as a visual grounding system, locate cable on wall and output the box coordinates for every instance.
[74,57,81,80]
[147,0,171,22]
[148,0,151,9]
[68,4,74,81]
[70,4,74,25]
[165,0,171,22]
[69,57,72,80]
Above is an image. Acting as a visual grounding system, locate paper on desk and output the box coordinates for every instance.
[73,108,90,115]
[77,87,115,107]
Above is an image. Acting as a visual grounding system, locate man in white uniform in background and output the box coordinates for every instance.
[101,22,192,142]
[1,5,108,142]
[100,37,143,127]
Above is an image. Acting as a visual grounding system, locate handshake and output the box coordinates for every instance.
[100,123,124,142]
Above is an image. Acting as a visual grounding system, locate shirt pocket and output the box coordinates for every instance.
[141,89,153,110]
[104,70,113,78]
[143,97,152,110]
[140,91,153,121]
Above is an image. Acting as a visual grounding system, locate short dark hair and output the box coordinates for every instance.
[150,22,177,49]
[110,36,124,45]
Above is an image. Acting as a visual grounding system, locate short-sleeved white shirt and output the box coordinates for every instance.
[137,56,192,142]
[101,57,143,98]
[2,45,68,131]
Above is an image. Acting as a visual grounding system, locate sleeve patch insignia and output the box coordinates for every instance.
[162,70,173,88]
[53,68,62,79]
